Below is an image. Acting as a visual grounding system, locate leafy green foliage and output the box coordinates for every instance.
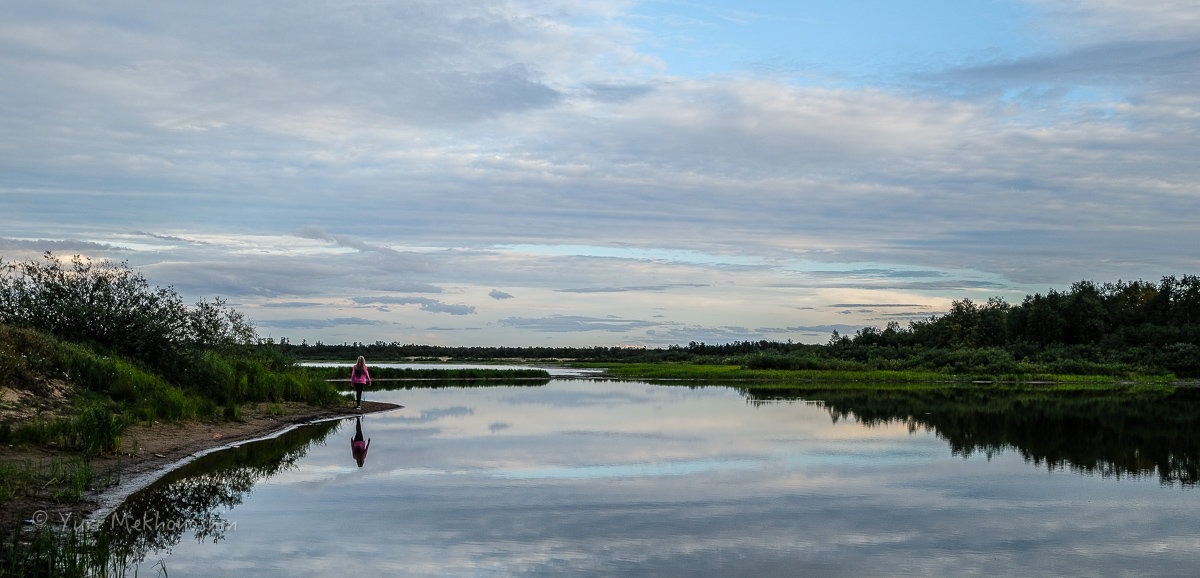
[0,252,255,374]
[0,254,342,458]
[0,251,340,405]
[77,405,123,457]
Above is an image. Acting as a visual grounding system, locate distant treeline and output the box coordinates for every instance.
[304,365,550,383]
[276,275,1200,379]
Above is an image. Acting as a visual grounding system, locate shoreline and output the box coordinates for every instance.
[2,400,401,532]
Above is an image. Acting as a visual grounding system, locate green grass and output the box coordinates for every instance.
[1,524,126,577]
[1,325,342,432]
[2,404,125,458]
[0,322,347,530]
[598,362,1177,388]
[0,460,34,503]
[0,457,99,505]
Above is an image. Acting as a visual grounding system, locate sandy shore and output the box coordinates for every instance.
[1,400,401,530]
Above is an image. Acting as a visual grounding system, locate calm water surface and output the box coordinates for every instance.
[110,379,1200,576]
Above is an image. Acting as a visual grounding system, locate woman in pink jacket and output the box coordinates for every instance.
[351,416,370,467]
[350,355,372,411]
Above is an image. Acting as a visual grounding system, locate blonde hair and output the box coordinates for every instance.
[355,356,366,369]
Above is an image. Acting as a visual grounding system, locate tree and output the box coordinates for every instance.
[977,297,1010,347]
[1063,281,1107,344]
[1101,279,1156,330]
[943,298,982,348]
[1019,291,1066,346]
[0,252,255,369]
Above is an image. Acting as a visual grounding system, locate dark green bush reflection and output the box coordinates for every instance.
[744,386,1200,485]
[104,419,340,566]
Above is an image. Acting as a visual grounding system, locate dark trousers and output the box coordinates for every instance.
[355,383,363,405]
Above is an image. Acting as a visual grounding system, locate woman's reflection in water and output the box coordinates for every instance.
[351,416,371,467]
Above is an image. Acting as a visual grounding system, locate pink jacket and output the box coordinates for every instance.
[350,365,371,384]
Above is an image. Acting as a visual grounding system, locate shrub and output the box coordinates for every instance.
[77,405,123,457]
[0,252,255,375]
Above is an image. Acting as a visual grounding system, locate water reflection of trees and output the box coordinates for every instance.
[105,419,340,565]
[743,386,1200,486]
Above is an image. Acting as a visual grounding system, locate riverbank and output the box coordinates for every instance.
[1,399,400,532]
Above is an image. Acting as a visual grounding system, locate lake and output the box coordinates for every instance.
[107,374,1200,576]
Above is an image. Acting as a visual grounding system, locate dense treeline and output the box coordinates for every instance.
[815,276,1200,378]
[277,340,681,363]
[303,365,550,383]
[280,275,1200,379]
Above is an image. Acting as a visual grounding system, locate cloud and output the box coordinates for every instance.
[419,302,476,316]
[353,296,476,316]
[0,237,123,254]
[3,0,1200,347]
[500,315,659,333]
[808,270,948,280]
[828,304,931,309]
[295,227,435,273]
[643,325,769,344]
[397,406,474,425]
[1025,0,1200,42]
[260,301,327,309]
[939,39,1200,94]
[262,317,385,330]
[786,324,872,336]
[143,259,334,299]
[129,231,207,245]
[556,284,707,293]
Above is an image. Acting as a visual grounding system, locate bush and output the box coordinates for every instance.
[77,405,123,457]
[0,252,255,374]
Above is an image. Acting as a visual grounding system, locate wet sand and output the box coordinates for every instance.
[1,400,401,529]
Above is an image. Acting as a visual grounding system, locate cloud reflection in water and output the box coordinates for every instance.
[117,381,1200,577]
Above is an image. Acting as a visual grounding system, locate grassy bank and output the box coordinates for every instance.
[1,325,340,440]
[0,325,344,536]
[0,253,346,553]
[596,362,1176,388]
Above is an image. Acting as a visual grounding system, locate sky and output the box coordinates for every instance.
[2,0,1199,348]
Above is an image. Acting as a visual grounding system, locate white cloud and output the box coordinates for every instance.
[1026,0,1200,43]
[3,0,1199,346]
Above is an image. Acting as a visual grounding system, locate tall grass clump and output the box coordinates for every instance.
[3,406,123,457]
[0,457,98,507]
[1,525,121,578]
[190,351,340,405]
[0,460,34,502]
[76,405,123,457]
